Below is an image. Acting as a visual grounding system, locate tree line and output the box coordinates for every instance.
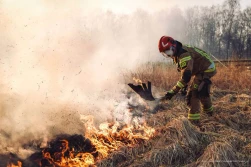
[53,0,250,61]
[183,0,251,60]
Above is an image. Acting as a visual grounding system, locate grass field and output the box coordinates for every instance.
[125,62,251,92]
[1,62,250,167]
[114,62,251,167]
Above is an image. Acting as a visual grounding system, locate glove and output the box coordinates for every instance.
[164,90,176,100]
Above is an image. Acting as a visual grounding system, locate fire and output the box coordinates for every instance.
[7,116,155,167]
[133,77,143,85]
[7,161,22,167]
[84,116,155,161]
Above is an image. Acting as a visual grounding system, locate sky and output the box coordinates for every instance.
[1,0,251,14]
[101,0,250,13]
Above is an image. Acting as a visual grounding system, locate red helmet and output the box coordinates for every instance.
[158,36,176,52]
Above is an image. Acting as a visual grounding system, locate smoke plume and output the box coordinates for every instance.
[0,0,185,157]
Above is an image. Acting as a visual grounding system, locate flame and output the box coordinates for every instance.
[7,115,155,167]
[84,116,155,161]
[7,162,22,167]
[133,77,143,85]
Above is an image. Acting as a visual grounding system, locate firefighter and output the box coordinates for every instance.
[158,36,217,125]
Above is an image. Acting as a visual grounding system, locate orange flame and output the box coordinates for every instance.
[6,116,155,167]
[84,116,155,162]
[7,161,22,167]
[133,77,143,85]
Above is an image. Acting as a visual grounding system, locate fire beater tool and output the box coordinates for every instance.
[128,81,163,101]
[128,81,188,101]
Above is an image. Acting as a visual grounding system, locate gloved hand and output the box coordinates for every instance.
[164,90,176,100]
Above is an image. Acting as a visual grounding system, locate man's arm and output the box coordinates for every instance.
[165,54,193,100]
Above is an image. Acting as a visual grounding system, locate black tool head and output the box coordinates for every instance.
[128,81,155,101]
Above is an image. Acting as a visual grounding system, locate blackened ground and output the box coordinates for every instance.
[0,134,97,167]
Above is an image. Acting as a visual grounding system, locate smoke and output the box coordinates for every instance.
[0,0,186,157]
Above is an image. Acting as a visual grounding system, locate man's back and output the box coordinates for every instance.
[178,45,214,75]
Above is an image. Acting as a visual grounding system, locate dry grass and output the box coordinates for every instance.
[118,61,251,167]
[98,99,251,166]
[195,141,242,167]
[125,62,251,93]
[97,116,211,167]
[148,117,210,166]
[2,62,251,167]
[213,65,251,93]
[124,62,178,90]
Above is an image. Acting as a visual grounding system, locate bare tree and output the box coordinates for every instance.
[182,0,251,60]
[242,7,251,59]
[184,7,202,47]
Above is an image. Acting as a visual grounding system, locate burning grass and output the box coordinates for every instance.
[1,62,251,167]
[2,92,251,166]
[1,119,155,167]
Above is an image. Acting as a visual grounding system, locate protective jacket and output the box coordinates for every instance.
[171,41,215,93]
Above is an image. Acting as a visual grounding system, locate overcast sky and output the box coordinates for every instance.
[1,0,251,15]
[100,0,250,13]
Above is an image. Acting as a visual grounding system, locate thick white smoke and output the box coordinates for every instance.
[0,0,186,157]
